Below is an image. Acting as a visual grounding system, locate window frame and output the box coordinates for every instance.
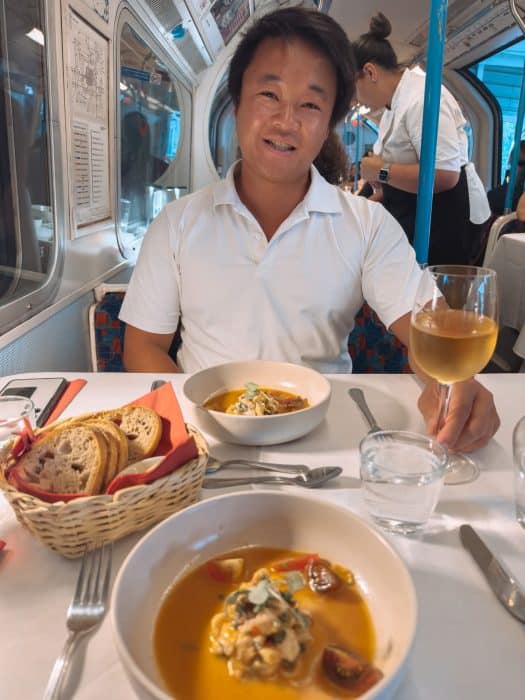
[115,7,191,255]
[0,0,66,335]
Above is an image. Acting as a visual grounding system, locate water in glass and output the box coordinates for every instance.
[360,431,448,535]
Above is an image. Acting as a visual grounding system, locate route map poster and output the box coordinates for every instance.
[67,10,110,229]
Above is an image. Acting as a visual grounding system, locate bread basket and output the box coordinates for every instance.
[0,425,208,558]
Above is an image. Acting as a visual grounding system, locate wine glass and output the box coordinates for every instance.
[409,265,498,484]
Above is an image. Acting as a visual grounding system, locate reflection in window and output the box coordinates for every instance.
[208,75,238,178]
[119,23,183,237]
[0,0,54,306]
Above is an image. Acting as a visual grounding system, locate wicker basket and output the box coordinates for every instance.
[0,425,208,558]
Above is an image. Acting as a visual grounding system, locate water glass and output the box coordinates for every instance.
[0,395,36,457]
[359,430,448,535]
[513,416,525,529]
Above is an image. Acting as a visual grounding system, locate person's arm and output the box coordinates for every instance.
[123,324,181,372]
[390,312,500,452]
[359,154,458,194]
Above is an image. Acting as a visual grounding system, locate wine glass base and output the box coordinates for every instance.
[444,453,480,485]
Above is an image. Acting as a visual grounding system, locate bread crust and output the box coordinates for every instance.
[86,419,128,483]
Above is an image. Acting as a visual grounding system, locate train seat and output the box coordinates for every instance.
[89,290,409,374]
[347,303,411,373]
[88,283,182,372]
[88,284,128,372]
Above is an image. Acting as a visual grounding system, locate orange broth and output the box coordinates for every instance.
[203,388,308,413]
[153,547,376,699]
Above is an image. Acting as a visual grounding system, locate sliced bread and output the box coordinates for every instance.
[86,419,128,484]
[103,406,162,463]
[16,425,107,495]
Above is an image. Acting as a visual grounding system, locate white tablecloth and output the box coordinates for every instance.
[487,233,525,331]
[1,372,524,699]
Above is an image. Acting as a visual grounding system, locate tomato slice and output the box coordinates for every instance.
[205,557,244,583]
[271,553,320,572]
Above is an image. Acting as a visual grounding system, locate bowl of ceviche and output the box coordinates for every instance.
[111,490,417,700]
[182,361,332,445]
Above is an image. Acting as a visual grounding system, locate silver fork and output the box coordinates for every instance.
[205,457,311,478]
[348,388,383,434]
[43,544,112,700]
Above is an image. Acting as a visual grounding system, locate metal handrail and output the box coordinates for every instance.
[413,0,449,264]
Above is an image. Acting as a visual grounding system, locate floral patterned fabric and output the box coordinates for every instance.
[93,292,126,372]
[348,303,411,373]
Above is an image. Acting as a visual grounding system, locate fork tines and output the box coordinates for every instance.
[74,543,112,607]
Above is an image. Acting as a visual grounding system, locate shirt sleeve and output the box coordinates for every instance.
[360,204,424,329]
[119,208,181,334]
[404,94,462,172]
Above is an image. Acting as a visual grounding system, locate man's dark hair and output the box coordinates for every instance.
[228,7,355,128]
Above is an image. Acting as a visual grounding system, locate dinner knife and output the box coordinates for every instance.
[459,524,525,624]
[150,379,167,391]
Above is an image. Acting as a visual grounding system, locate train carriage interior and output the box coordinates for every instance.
[0,0,524,374]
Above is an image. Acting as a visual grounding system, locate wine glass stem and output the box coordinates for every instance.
[436,382,452,433]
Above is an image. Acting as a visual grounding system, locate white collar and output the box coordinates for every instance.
[390,67,412,112]
[213,161,342,216]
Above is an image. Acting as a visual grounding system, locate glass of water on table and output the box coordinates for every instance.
[359,430,448,535]
[0,395,36,458]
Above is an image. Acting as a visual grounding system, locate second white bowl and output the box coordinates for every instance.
[182,360,331,445]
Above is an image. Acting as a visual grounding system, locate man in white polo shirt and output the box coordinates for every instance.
[120,7,499,453]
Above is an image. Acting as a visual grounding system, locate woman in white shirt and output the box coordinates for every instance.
[352,12,491,265]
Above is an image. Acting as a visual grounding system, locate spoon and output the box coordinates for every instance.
[202,466,342,489]
[348,388,383,433]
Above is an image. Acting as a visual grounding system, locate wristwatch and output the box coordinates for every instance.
[378,163,391,183]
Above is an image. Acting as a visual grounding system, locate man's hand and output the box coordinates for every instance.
[418,378,500,452]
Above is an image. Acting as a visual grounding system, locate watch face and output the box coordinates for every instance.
[379,168,389,183]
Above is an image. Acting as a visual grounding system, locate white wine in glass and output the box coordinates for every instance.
[410,265,498,484]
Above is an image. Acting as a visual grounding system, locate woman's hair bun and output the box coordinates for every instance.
[369,12,392,40]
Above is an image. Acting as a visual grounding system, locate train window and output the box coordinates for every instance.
[208,73,237,177]
[119,22,184,238]
[469,39,525,182]
[0,0,59,331]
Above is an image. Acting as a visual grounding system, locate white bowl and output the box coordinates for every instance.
[111,490,417,700]
[182,360,331,445]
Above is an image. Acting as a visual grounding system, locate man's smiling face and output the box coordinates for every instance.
[235,36,337,190]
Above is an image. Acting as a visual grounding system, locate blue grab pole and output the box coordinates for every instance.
[413,0,449,264]
[354,114,361,192]
[504,56,525,213]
